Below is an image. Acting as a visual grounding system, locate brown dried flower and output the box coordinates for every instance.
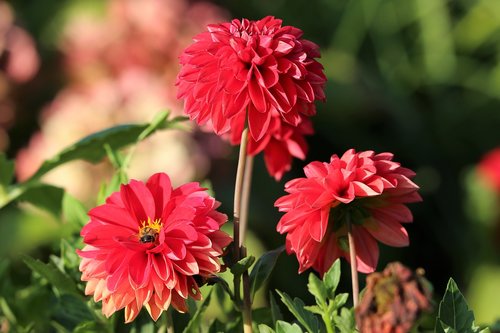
[355,262,432,333]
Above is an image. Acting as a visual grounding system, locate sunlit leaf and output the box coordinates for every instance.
[276,290,319,333]
[276,321,304,333]
[307,273,327,307]
[323,259,341,298]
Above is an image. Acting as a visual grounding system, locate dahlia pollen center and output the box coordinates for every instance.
[138,217,162,244]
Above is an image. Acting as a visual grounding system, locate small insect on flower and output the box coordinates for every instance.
[77,173,232,323]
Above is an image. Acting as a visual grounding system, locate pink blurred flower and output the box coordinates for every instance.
[77,173,232,322]
[478,147,500,193]
[176,16,326,142]
[275,149,421,275]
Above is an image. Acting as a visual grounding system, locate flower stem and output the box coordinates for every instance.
[347,218,359,308]
[157,308,174,333]
[240,155,254,246]
[322,312,335,333]
[232,128,253,332]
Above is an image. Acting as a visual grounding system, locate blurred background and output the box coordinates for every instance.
[1,0,500,329]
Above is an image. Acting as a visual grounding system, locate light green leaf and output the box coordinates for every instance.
[276,290,319,333]
[334,307,357,333]
[183,289,212,333]
[249,246,284,299]
[333,293,349,309]
[231,256,256,276]
[62,193,88,228]
[22,255,80,297]
[308,273,327,307]
[303,305,323,315]
[258,324,276,333]
[323,259,341,298]
[435,278,482,333]
[276,321,304,333]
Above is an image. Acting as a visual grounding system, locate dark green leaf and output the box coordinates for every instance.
[270,292,283,324]
[276,321,304,333]
[249,246,284,299]
[231,256,256,276]
[22,255,80,297]
[323,259,341,298]
[308,273,327,307]
[183,289,212,333]
[253,307,273,327]
[435,278,481,333]
[18,184,65,217]
[0,153,14,187]
[62,193,88,228]
[276,290,319,333]
[27,111,178,182]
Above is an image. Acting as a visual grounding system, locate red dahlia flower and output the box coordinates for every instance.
[275,149,421,275]
[176,16,326,142]
[77,173,232,322]
[478,147,500,193]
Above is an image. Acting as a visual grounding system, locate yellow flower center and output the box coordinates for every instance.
[138,218,162,244]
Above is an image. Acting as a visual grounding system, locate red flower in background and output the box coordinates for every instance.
[176,16,326,142]
[244,112,313,180]
[478,147,500,193]
[77,173,232,322]
[275,149,421,275]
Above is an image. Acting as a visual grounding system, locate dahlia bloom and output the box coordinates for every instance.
[176,16,326,142]
[478,147,500,193]
[275,149,421,275]
[245,111,313,180]
[77,173,232,322]
[356,262,432,333]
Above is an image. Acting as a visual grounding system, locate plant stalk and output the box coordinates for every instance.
[232,128,253,332]
[347,219,359,308]
[239,155,254,246]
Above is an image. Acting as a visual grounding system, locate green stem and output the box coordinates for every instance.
[322,311,335,333]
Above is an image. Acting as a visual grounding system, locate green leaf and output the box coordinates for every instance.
[96,171,126,205]
[269,292,283,324]
[323,259,341,299]
[183,289,212,333]
[26,110,179,182]
[435,278,482,333]
[258,324,276,333]
[308,273,327,307]
[18,184,65,217]
[22,255,80,297]
[73,321,104,333]
[333,307,357,333]
[0,153,14,187]
[231,256,256,276]
[303,305,323,315]
[62,193,88,228]
[333,293,349,309]
[276,290,319,333]
[249,246,284,299]
[275,321,304,333]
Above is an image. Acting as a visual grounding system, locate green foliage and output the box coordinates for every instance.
[22,255,81,297]
[435,278,490,333]
[276,259,356,333]
[249,246,284,299]
[231,256,256,277]
[183,290,213,333]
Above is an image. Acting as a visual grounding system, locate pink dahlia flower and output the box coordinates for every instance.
[176,16,326,142]
[275,149,421,275]
[77,173,232,322]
